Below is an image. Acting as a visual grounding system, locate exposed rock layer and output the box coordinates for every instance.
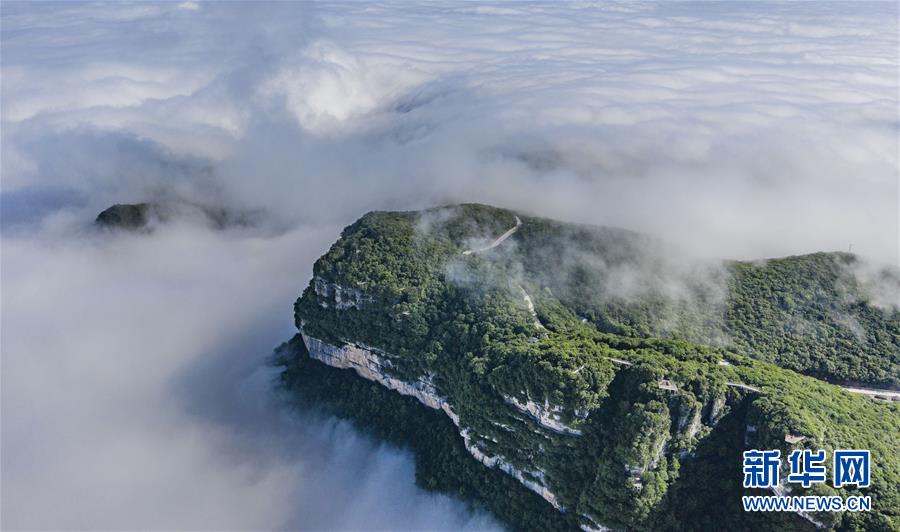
[300,332,567,511]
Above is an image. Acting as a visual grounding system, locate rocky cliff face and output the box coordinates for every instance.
[299,331,569,513]
[299,329,732,531]
[313,277,373,310]
[301,333,454,418]
[502,394,584,436]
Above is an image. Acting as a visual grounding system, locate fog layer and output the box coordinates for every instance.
[2,1,897,530]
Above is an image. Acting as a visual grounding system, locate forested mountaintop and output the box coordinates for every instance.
[95,200,260,231]
[286,204,899,531]
[304,203,899,388]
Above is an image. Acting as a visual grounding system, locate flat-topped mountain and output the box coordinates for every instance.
[280,204,899,531]
[95,200,260,232]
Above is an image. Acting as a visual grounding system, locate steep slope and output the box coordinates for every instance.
[283,204,899,531]
[724,253,899,388]
[511,218,900,388]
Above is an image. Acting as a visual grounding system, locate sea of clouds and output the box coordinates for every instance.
[2,1,897,529]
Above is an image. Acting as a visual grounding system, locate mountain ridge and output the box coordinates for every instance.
[281,203,899,531]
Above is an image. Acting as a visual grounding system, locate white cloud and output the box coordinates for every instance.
[260,40,432,135]
[1,221,499,530]
[5,1,895,261]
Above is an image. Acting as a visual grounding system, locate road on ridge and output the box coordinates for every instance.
[462,216,522,255]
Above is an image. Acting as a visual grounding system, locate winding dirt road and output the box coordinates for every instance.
[462,216,522,255]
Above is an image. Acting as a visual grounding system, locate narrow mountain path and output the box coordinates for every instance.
[518,285,545,330]
[462,216,522,255]
[726,382,761,393]
[726,380,899,401]
[841,386,900,400]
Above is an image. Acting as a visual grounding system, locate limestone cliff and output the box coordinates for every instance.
[299,331,566,512]
[298,328,733,531]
